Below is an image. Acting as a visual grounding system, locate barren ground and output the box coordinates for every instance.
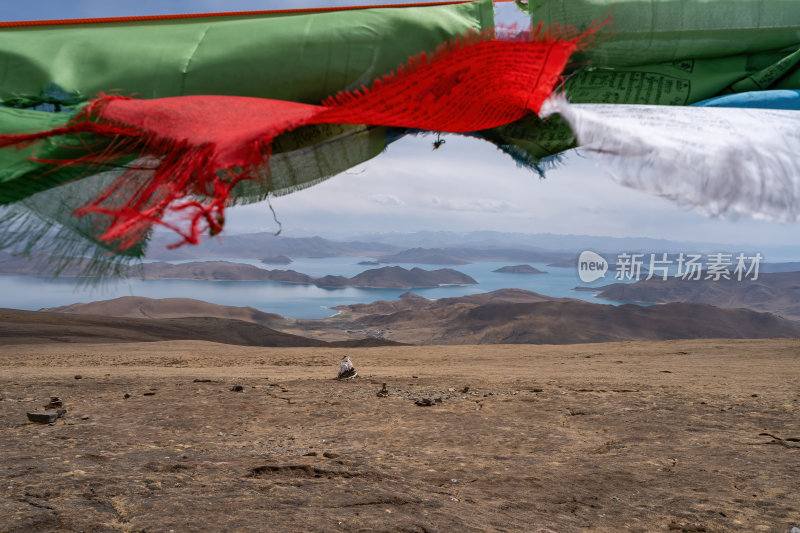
[1,339,798,532]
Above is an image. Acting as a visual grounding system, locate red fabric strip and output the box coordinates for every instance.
[0,25,592,250]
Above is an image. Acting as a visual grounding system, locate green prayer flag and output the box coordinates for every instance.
[0,1,494,103]
[565,46,800,106]
[530,0,800,67]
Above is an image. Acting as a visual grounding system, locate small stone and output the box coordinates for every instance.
[415,398,434,407]
[376,383,389,397]
[81,415,90,420]
[303,451,317,457]
[789,527,800,533]
[27,411,59,424]
[74,375,82,380]
[123,393,131,399]
[323,452,339,459]
[461,385,470,393]
[143,392,156,396]
[751,394,758,397]
[45,397,63,409]
[217,432,224,436]
[230,385,244,392]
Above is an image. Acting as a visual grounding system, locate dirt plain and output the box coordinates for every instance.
[1,338,799,532]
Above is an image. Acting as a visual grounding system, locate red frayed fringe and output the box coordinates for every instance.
[0,22,602,250]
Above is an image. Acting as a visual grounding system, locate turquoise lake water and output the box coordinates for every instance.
[1,257,632,319]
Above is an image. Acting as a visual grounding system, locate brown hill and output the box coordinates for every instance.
[595,271,800,320]
[332,288,560,316]
[346,299,800,345]
[315,266,476,289]
[292,289,800,345]
[0,308,402,347]
[333,292,433,315]
[433,288,559,306]
[42,296,284,327]
[22,288,800,347]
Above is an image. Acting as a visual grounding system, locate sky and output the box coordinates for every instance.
[3,1,799,249]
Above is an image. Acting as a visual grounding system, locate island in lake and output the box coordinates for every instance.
[261,255,292,265]
[493,264,546,274]
[315,266,476,289]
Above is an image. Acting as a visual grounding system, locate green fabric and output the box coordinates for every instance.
[0,106,123,204]
[728,47,800,93]
[1,171,147,270]
[531,0,800,68]
[231,123,395,203]
[0,1,493,103]
[476,114,575,173]
[564,46,800,105]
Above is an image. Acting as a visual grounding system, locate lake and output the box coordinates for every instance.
[0,257,632,318]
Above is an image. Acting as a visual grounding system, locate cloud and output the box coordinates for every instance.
[430,197,518,213]
[369,194,405,206]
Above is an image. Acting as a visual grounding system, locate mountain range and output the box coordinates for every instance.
[592,271,800,321]
[29,290,800,346]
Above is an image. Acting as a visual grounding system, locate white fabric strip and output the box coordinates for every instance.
[540,97,800,222]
